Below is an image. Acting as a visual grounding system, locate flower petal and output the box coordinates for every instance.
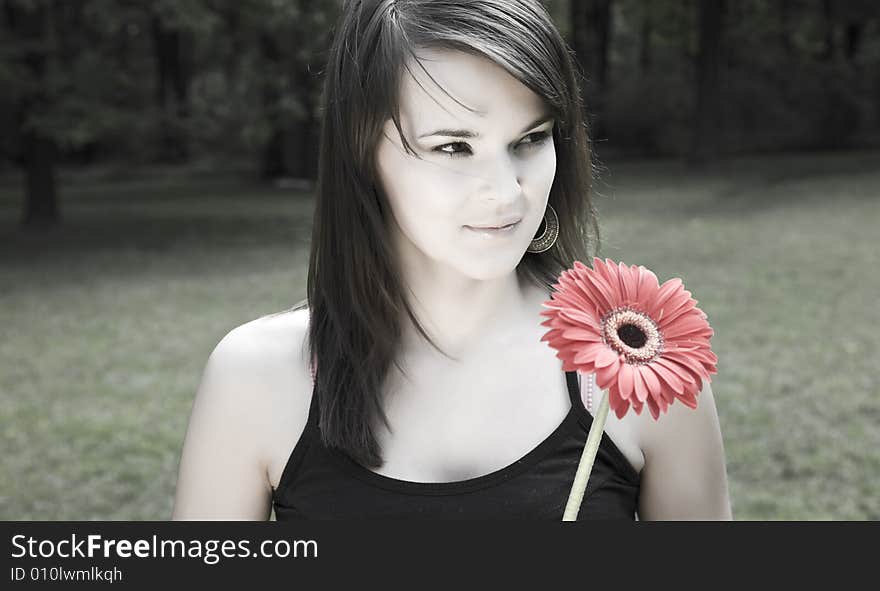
[654,356,696,384]
[614,404,629,419]
[638,364,663,402]
[632,366,648,402]
[649,278,684,320]
[635,265,660,306]
[664,326,713,343]
[542,336,576,351]
[664,350,712,380]
[619,261,638,305]
[646,395,661,420]
[561,327,603,342]
[560,358,580,373]
[554,276,601,309]
[658,298,698,328]
[677,386,699,409]
[630,397,644,415]
[661,313,709,338]
[554,293,601,321]
[595,359,620,387]
[617,362,635,401]
[648,360,686,394]
[656,291,693,323]
[688,347,718,365]
[592,258,625,308]
[577,269,617,312]
[573,342,608,365]
[608,385,630,419]
[559,307,600,328]
[594,347,619,368]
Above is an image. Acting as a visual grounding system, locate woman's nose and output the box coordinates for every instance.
[481,156,522,204]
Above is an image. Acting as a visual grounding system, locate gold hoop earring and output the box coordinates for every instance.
[527,204,559,253]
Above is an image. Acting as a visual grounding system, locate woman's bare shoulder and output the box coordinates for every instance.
[237,308,318,491]
[172,307,312,519]
[204,307,305,371]
[200,307,313,462]
[207,307,313,407]
[220,307,310,360]
[635,381,733,519]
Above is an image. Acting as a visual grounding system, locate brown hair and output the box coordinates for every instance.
[296,0,600,468]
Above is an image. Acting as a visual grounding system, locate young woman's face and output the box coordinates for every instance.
[375,47,557,282]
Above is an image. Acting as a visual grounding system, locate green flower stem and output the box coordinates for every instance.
[562,388,610,521]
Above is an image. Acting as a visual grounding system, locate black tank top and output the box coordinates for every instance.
[272,369,641,520]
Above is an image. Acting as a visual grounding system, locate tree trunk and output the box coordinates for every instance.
[6,0,60,226]
[690,0,723,166]
[22,131,59,227]
[779,0,793,58]
[287,54,319,180]
[151,14,190,162]
[844,22,862,63]
[286,117,317,180]
[260,31,287,180]
[639,4,652,71]
[820,0,835,61]
[262,129,286,180]
[570,0,613,142]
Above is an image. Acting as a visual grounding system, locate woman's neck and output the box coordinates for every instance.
[400,269,544,360]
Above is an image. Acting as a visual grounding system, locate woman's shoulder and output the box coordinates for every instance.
[214,307,310,368]
[233,305,309,339]
[172,308,313,518]
[201,307,312,419]
[633,381,733,519]
[203,308,315,482]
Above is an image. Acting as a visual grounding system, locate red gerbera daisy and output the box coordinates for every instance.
[540,257,718,421]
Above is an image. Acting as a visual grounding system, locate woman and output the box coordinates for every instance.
[172,0,733,520]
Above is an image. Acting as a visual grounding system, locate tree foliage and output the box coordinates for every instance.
[2,0,878,225]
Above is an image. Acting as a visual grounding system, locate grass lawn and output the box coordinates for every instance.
[1,150,878,520]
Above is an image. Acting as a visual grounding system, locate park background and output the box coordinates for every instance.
[1,0,878,520]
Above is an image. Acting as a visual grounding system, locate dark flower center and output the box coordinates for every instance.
[601,307,663,363]
[617,324,647,349]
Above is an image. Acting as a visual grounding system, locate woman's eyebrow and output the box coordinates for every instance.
[417,113,554,139]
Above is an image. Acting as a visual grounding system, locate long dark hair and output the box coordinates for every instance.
[296,0,600,468]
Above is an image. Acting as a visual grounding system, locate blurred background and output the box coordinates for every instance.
[1,0,878,520]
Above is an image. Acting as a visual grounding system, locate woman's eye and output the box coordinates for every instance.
[520,131,551,148]
[435,142,472,157]
[433,131,552,158]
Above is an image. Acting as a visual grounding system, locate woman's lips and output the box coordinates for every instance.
[464,220,521,237]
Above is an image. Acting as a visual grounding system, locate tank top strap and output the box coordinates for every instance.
[305,353,320,430]
[565,369,595,416]
[565,370,582,408]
